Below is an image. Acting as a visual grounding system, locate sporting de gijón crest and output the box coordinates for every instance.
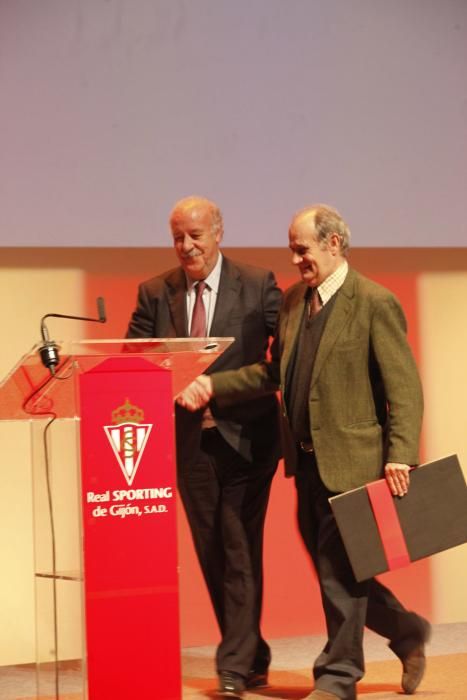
[103,398,153,485]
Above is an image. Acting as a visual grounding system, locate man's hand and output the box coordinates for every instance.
[385,462,411,497]
[176,374,213,411]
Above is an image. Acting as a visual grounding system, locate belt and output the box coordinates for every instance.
[299,440,314,453]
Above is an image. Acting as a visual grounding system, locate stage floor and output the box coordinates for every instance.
[1,622,466,699]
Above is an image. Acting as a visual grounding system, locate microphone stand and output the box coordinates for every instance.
[39,297,107,374]
[34,297,107,699]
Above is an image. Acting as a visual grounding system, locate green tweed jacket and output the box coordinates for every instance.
[211,267,423,493]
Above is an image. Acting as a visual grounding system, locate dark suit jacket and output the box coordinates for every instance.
[212,267,424,492]
[126,256,282,467]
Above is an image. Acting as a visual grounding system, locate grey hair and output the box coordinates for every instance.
[295,204,351,255]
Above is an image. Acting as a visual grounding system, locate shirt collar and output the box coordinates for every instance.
[186,252,223,294]
[317,260,348,306]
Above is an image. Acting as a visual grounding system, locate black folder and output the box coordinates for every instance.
[329,454,467,582]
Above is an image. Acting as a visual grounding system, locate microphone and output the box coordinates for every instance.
[39,297,107,375]
[97,296,107,323]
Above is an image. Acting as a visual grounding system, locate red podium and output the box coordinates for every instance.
[0,337,233,700]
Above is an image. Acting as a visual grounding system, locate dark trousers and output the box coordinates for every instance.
[295,451,428,700]
[178,427,276,678]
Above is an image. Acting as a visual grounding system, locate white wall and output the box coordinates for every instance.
[0,268,85,665]
[419,272,467,623]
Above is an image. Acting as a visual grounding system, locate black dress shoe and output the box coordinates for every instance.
[246,669,269,688]
[401,643,426,694]
[218,670,246,698]
[400,618,431,694]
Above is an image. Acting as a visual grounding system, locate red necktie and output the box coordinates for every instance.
[190,281,207,337]
[308,287,322,318]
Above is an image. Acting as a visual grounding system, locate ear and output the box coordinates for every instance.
[328,232,341,255]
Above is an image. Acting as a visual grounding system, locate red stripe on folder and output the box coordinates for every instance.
[366,480,411,570]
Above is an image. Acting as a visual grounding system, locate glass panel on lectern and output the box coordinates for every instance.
[31,415,86,699]
[0,337,233,420]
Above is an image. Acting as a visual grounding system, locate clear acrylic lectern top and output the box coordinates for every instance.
[0,337,234,421]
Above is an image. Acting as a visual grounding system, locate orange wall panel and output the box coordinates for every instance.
[82,250,432,646]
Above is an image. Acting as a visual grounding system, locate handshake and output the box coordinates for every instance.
[176,375,214,412]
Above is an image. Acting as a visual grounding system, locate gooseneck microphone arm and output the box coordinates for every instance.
[39,296,107,374]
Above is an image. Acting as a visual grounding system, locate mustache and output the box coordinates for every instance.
[180,250,202,260]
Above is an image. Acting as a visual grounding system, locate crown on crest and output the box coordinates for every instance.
[111,398,144,425]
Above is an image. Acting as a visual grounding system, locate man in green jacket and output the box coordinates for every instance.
[178,204,430,700]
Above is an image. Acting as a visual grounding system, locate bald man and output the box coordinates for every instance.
[178,204,431,700]
[126,196,282,698]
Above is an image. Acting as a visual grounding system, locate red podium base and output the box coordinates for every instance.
[80,357,181,700]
